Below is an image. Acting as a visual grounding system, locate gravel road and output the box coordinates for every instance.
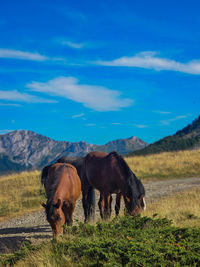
[0,177,200,254]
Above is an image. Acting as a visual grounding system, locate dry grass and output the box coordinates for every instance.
[0,171,45,220]
[126,149,200,180]
[0,149,200,220]
[143,187,200,227]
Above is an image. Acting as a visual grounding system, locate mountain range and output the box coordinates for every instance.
[1,115,200,175]
[0,130,147,174]
[129,115,200,156]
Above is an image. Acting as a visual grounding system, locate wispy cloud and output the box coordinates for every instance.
[154,110,172,114]
[95,51,200,75]
[27,76,133,111]
[161,114,192,125]
[0,90,56,103]
[0,103,21,107]
[111,122,121,125]
[72,113,85,118]
[85,123,96,127]
[0,129,14,134]
[62,41,85,49]
[0,49,48,61]
[0,48,67,63]
[133,124,148,128]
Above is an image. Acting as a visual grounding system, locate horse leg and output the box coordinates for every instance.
[104,194,112,219]
[82,188,89,223]
[115,193,122,216]
[63,202,75,227]
[98,193,105,219]
[66,203,75,226]
[108,194,112,218]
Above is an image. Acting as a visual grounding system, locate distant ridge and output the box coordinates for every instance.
[97,136,148,155]
[0,131,147,174]
[129,115,200,156]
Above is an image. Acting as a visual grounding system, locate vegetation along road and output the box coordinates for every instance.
[0,177,200,254]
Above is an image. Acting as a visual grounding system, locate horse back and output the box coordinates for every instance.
[46,163,81,203]
[83,151,125,193]
[57,157,84,178]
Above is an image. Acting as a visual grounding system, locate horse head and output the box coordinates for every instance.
[124,172,146,215]
[41,198,65,238]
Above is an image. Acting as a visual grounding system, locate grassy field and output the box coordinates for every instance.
[126,149,200,180]
[0,149,200,266]
[144,187,200,228]
[1,187,200,266]
[0,171,45,219]
[0,149,200,220]
[1,215,200,266]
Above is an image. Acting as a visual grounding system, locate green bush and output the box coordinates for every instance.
[1,216,200,266]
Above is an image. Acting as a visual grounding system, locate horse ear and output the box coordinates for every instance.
[41,202,46,208]
[54,199,61,208]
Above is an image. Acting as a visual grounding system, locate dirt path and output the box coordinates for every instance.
[0,177,200,254]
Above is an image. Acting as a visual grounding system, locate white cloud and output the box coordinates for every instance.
[154,110,172,114]
[134,124,148,128]
[27,77,133,111]
[161,114,192,125]
[62,41,85,49]
[111,122,121,125]
[0,103,20,107]
[85,123,96,126]
[0,90,56,103]
[0,129,14,134]
[95,51,200,75]
[0,49,48,61]
[72,113,85,118]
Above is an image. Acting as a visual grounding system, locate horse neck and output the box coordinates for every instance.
[110,152,133,180]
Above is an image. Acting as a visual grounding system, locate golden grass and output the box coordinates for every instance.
[0,148,200,220]
[14,244,74,267]
[0,171,45,220]
[143,186,200,227]
[126,149,200,180]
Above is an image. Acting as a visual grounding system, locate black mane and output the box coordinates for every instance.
[41,164,52,189]
[109,151,145,210]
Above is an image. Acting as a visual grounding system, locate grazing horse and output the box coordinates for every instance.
[82,151,146,221]
[41,156,95,223]
[41,163,81,238]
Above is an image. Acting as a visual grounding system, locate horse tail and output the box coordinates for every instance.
[82,155,96,222]
[87,185,96,219]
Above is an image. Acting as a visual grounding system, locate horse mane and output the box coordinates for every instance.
[108,151,133,178]
[108,151,145,210]
[41,164,52,187]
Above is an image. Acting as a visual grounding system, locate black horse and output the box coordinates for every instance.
[81,151,146,221]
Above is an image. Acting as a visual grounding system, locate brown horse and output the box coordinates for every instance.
[41,156,95,222]
[41,163,81,238]
[82,151,146,221]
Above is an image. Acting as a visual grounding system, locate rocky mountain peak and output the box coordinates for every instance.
[0,130,148,174]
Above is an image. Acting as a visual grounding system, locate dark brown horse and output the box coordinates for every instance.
[82,151,146,221]
[41,163,81,238]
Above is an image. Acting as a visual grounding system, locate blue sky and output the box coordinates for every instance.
[0,0,199,144]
